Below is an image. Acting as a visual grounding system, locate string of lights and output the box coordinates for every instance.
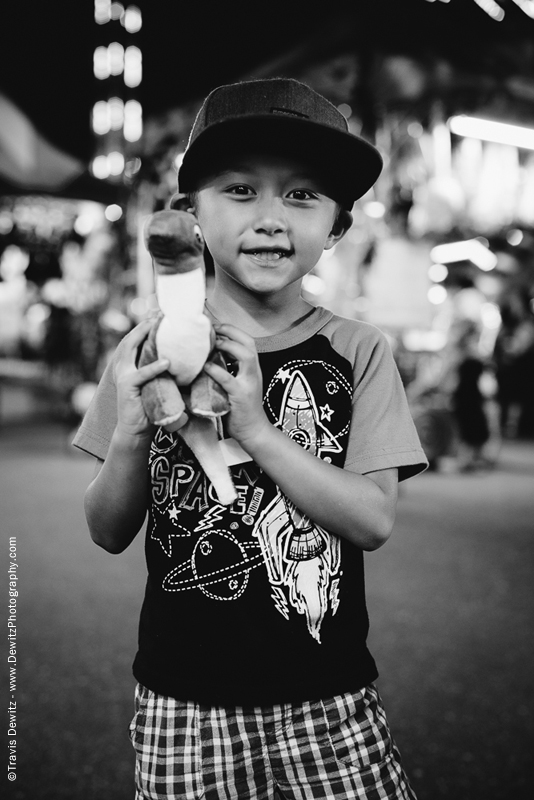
[424,0,534,21]
[91,1,143,182]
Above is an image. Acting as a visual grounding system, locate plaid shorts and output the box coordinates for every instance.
[129,682,417,800]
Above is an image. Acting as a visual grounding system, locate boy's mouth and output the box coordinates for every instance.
[242,248,292,263]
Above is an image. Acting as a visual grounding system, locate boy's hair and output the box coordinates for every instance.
[178,78,383,210]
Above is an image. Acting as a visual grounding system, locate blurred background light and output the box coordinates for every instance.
[122,5,142,32]
[104,204,123,221]
[92,101,110,135]
[363,201,386,218]
[430,239,497,271]
[74,213,95,236]
[0,213,14,235]
[511,0,534,20]
[407,121,423,138]
[124,46,142,87]
[472,0,505,20]
[93,46,109,80]
[428,263,449,282]
[107,151,125,175]
[428,285,448,304]
[129,296,149,318]
[449,115,534,149]
[110,2,124,21]
[92,155,109,179]
[506,228,524,245]
[302,274,325,296]
[95,0,111,25]
[403,329,448,352]
[123,99,142,142]
[108,42,125,76]
[108,97,124,131]
[337,103,352,119]
[480,302,502,329]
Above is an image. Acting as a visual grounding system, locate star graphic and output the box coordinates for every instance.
[150,510,191,556]
[276,367,292,383]
[152,428,177,453]
[168,505,180,521]
[320,404,334,421]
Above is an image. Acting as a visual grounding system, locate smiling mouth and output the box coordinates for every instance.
[243,249,292,262]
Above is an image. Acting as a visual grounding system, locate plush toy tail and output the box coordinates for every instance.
[179,417,237,506]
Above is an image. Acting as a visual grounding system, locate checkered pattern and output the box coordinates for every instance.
[129,683,417,799]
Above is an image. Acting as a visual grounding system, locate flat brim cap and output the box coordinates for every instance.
[178,79,383,208]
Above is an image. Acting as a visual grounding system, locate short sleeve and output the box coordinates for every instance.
[71,345,120,460]
[338,324,427,481]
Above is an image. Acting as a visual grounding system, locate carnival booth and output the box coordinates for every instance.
[0,94,128,423]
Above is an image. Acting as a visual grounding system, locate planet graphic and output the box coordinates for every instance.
[162,530,264,600]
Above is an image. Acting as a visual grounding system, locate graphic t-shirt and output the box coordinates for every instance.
[73,306,427,706]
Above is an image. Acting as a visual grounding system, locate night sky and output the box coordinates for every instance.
[1,0,533,163]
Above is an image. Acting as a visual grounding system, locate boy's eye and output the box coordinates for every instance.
[288,189,318,201]
[226,184,254,196]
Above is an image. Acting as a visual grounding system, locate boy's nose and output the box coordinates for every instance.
[253,198,287,235]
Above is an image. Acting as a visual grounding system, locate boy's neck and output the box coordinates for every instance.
[207,280,314,338]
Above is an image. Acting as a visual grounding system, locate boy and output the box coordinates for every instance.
[74,78,427,799]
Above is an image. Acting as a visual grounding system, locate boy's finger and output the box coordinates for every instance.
[215,337,253,363]
[204,361,233,388]
[124,318,156,350]
[132,358,170,386]
[214,323,256,349]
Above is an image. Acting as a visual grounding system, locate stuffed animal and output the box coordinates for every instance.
[138,208,237,505]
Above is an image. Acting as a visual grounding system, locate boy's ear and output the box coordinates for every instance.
[325,209,353,249]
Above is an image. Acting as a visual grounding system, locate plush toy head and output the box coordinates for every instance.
[143,209,204,274]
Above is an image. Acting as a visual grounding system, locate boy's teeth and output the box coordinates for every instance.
[251,250,286,260]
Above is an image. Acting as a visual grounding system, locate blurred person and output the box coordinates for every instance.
[450,321,491,471]
[406,320,496,472]
[0,245,30,355]
[74,78,427,800]
[493,291,534,439]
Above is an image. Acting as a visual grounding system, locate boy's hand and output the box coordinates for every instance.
[204,323,270,450]
[114,319,170,442]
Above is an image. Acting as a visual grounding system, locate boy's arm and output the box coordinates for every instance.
[205,324,398,552]
[236,425,397,551]
[83,320,170,554]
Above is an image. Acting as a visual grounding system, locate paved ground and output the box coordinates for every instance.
[1,418,533,800]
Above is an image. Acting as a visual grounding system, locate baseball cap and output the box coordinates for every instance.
[178,78,383,208]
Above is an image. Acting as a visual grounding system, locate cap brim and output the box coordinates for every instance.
[178,115,383,206]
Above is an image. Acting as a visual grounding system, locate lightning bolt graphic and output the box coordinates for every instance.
[330,576,341,616]
[194,504,226,532]
[271,586,290,620]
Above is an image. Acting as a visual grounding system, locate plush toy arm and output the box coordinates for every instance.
[138,318,188,431]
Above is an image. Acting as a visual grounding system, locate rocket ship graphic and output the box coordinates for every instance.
[278,370,342,459]
[252,366,343,642]
[277,370,342,562]
[254,492,341,642]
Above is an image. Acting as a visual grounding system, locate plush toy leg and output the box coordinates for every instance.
[190,349,231,417]
[138,319,189,431]
[142,374,188,431]
[180,417,237,505]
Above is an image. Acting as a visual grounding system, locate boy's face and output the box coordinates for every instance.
[193,152,348,297]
